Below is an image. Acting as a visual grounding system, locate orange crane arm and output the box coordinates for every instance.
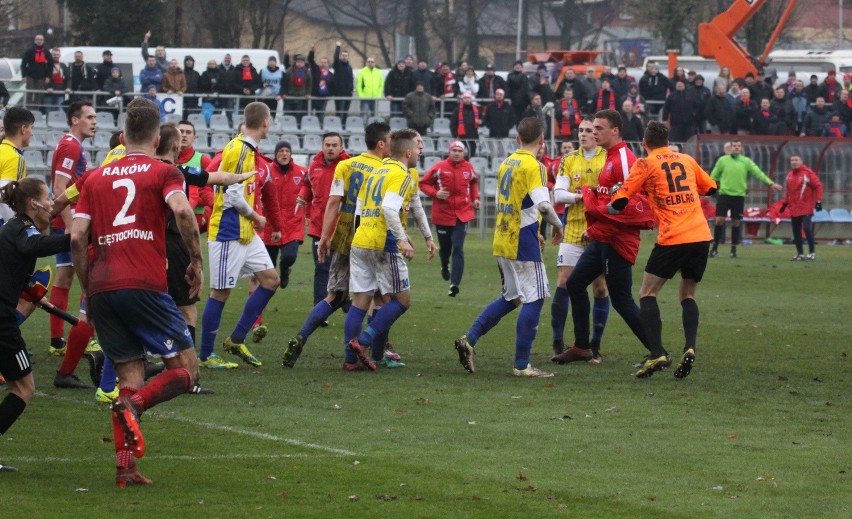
[698,0,770,78]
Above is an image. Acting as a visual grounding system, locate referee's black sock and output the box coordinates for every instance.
[187,325,196,345]
[731,225,741,246]
[0,393,26,436]
[639,296,665,357]
[712,224,725,248]
[681,298,699,351]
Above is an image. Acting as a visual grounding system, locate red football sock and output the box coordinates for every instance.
[113,387,138,463]
[133,368,191,413]
[58,320,93,375]
[49,286,70,339]
[253,313,263,327]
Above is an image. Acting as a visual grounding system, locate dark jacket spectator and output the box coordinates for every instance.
[21,37,53,81]
[621,109,645,142]
[95,51,115,90]
[200,60,223,96]
[0,80,9,107]
[803,76,821,104]
[769,90,795,135]
[819,71,842,103]
[705,85,736,134]
[141,34,168,72]
[689,75,712,131]
[218,56,237,94]
[734,93,758,133]
[506,61,531,121]
[307,48,332,97]
[483,90,514,138]
[533,75,555,105]
[140,58,164,92]
[183,56,201,94]
[384,61,414,99]
[403,84,435,132]
[751,99,780,135]
[412,61,436,96]
[101,68,128,95]
[69,57,98,93]
[451,95,481,140]
[477,66,507,99]
[281,60,312,97]
[46,60,69,92]
[789,85,809,132]
[331,44,354,97]
[234,58,262,96]
[591,80,618,112]
[638,66,671,102]
[801,98,833,136]
[610,67,633,102]
[554,69,587,106]
[831,90,852,127]
[663,82,698,142]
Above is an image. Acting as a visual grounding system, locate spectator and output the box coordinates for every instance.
[331,42,354,123]
[726,81,742,103]
[45,47,69,112]
[611,66,632,102]
[825,113,847,137]
[783,71,798,95]
[789,79,809,134]
[20,34,53,111]
[714,65,732,92]
[734,88,758,134]
[451,92,481,157]
[260,56,283,116]
[141,30,167,72]
[670,66,688,86]
[436,63,458,116]
[620,82,645,115]
[686,69,697,87]
[404,55,415,71]
[403,82,435,136]
[307,48,333,120]
[412,59,435,96]
[690,74,712,133]
[522,94,548,139]
[218,53,237,116]
[533,73,555,105]
[582,67,600,103]
[769,86,795,135]
[234,55,262,109]
[162,58,187,94]
[356,56,383,118]
[554,68,587,107]
[477,64,506,100]
[101,67,128,98]
[200,59,223,108]
[831,88,852,128]
[592,79,617,112]
[804,74,821,104]
[751,98,779,135]
[780,155,823,261]
[705,83,736,134]
[280,53,311,122]
[143,86,166,121]
[556,87,582,138]
[0,78,9,110]
[384,59,414,116]
[621,99,644,142]
[140,56,164,93]
[457,68,479,99]
[639,63,671,117]
[801,97,832,136]
[663,80,697,142]
[747,71,772,102]
[183,56,202,117]
[819,69,841,103]
[506,60,530,123]
[95,50,114,90]
[455,60,470,80]
[69,50,98,99]
[483,88,514,138]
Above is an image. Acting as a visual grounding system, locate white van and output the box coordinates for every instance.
[57,46,280,92]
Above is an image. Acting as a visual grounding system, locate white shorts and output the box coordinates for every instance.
[326,251,351,293]
[557,243,586,267]
[349,246,410,295]
[208,235,274,289]
[497,256,549,303]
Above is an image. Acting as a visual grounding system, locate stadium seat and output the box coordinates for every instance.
[367,116,384,126]
[46,150,54,167]
[322,115,343,133]
[31,111,46,128]
[421,136,437,156]
[95,150,109,165]
[277,115,298,133]
[282,135,303,153]
[469,157,489,175]
[302,134,323,153]
[209,114,230,133]
[27,132,47,151]
[291,154,309,167]
[96,112,117,132]
[481,176,498,197]
[47,111,67,130]
[232,113,245,131]
[828,208,852,222]
[300,115,322,135]
[422,155,441,172]
[188,113,207,130]
[164,113,182,125]
[46,130,66,147]
[389,116,407,131]
[432,117,451,137]
[437,137,453,152]
[502,138,519,153]
[209,133,231,152]
[23,150,46,169]
[812,209,832,222]
[93,132,111,149]
[348,135,367,154]
[344,115,365,134]
[117,112,127,129]
[258,139,276,154]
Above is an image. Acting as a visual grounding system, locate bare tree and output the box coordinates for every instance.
[741,1,806,57]
[318,0,405,67]
[626,0,706,51]
[245,0,293,49]
[426,0,460,63]
[197,0,247,47]
[407,0,430,62]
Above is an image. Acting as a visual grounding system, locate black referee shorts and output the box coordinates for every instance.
[645,241,711,281]
[715,194,745,220]
[166,232,200,307]
[0,345,32,383]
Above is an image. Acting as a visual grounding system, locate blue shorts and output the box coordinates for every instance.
[52,227,72,267]
[89,289,193,363]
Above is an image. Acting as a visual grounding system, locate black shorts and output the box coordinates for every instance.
[166,232,199,307]
[645,241,711,281]
[0,346,32,383]
[715,194,745,220]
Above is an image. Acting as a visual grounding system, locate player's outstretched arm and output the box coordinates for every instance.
[206,170,256,186]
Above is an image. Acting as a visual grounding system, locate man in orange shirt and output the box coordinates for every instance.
[608,121,717,379]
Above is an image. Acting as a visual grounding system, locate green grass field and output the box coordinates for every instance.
[4,233,850,518]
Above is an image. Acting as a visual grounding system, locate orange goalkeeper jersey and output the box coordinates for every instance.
[613,147,716,246]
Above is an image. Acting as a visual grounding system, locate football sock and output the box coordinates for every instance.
[372,330,389,361]
[731,225,741,246]
[100,356,117,393]
[0,393,26,436]
[299,300,335,340]
[367,308,382,360]
[358,300,407,347]
[639,296,666,357]
[48,285,70,340]
[514,299,544,369]
[131,368,192,412]
[187,325,196,345]
[200,297,225,360]
[713,224,725,247]
[550,286,569,343]
[231,286,275,343]
[59,320,93,375]
[344,306,367,363]
[681,298,699,350]
[467,297,517,346]
[591,296,610,347]
[253,313,263,328]
[113,387,138,463]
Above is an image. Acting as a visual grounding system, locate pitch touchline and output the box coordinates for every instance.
[5,453,312,463]
[35,391,358,457]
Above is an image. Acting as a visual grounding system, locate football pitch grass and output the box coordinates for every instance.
[4,233,850,518]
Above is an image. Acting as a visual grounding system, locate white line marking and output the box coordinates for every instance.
[4,453,312,463]
[34,391,358,457]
